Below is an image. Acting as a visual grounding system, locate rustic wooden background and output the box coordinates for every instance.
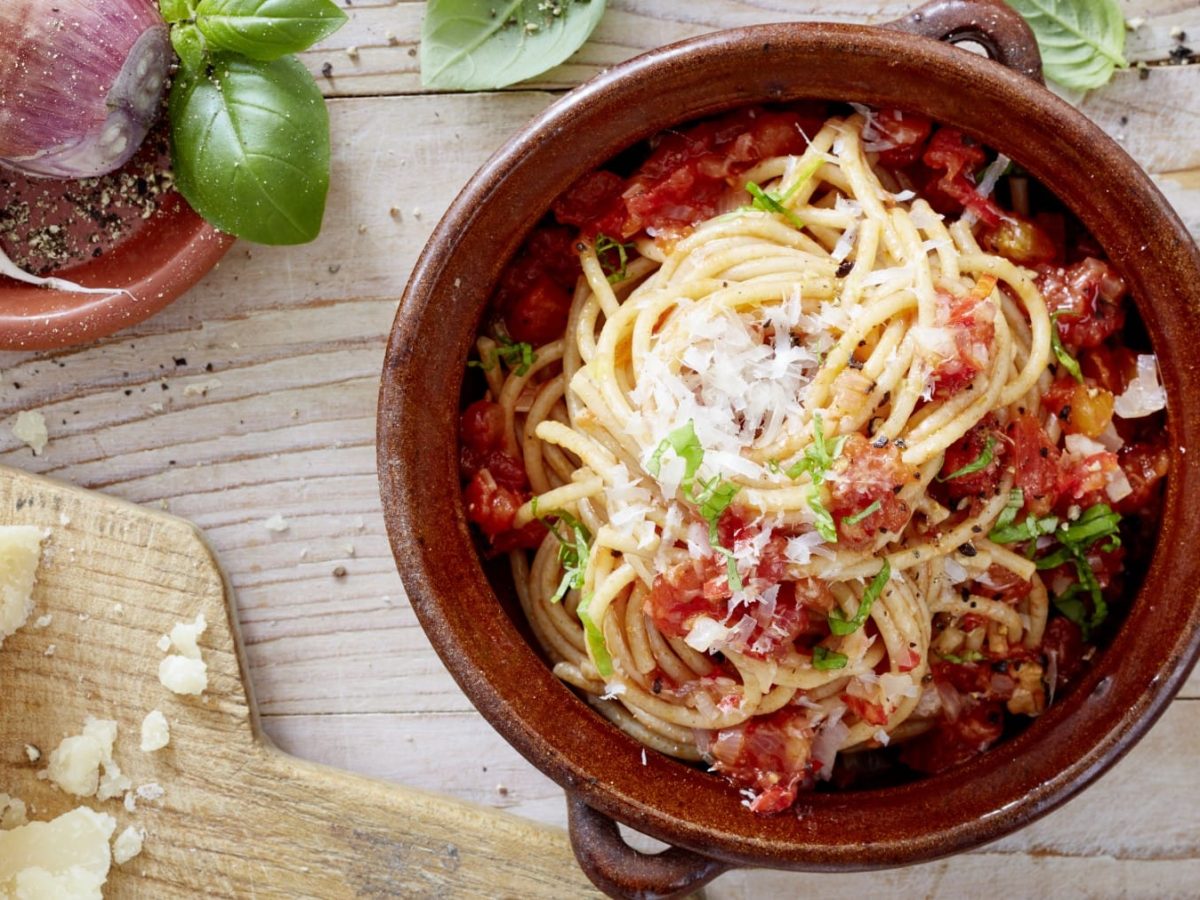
[2,2,1198,895]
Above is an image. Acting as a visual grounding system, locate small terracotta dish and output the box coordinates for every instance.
[378,1,1200,896]
[0,137,232,351]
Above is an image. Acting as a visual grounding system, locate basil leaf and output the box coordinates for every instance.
[170,55,331,245]
[829,560,890,636]
[648,420,704,490]
[577,592,613,677]
[171,23,208,75]
[807,489,837,543]
[841,499,881,527]
[939,650,986,664]
[1005,0,1127,90]
[812,645,848,670]
[938,435,996,482]
[160,0,193,23]
[421,0,608,91]
[194,0,348,60]
[594,234,632,284]
[1050,314,1084,383]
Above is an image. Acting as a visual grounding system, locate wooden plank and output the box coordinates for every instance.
[301,0,1198,97]
[0,466,600,898]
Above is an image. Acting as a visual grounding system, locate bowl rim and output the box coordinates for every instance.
[379,19,1200,868]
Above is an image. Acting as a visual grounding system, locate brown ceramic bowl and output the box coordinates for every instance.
[0,184,232,351]
[378,1,1200,896]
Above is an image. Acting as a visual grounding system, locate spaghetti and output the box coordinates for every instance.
[460,108,1168,813]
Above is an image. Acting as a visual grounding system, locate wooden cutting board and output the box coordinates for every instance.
[0,465,602,898]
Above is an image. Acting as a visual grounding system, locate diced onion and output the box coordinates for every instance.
[1113,354,1166,419]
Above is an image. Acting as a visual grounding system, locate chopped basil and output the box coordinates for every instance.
[939,649,986,664]
[648,420,742,590]
[828,560,891,636]
[745,181,804,229]
[938,435,996,482]
[989,512,1059,546]
[986,489,1025,541]
[594,233,633,284]
[808,491,838,543]
[841,499,881,527]
[1050,313,1084,383]
[533,499,592,604]
[812,645,848,670]
[468,335,537,376]
[786,412,847,484]
[577,591,614,678]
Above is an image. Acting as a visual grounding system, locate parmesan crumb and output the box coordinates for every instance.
[0,526,47,647]
[182,378,222,398]
[24,744,40,763]
[135,783,164,803]
[0,792,27,830]
[112,826,145,865]
[140,711,170,753]
[33,614,52,628]
[11,410,49,455]
[264,514,289,533]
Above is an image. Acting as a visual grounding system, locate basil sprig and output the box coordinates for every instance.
[1050,313,1084,383]
[469,335,537,376]
[533,500,592,604]
[812,645,848,670]
[161,0,346,244]
[594,234,633,284]
[1005,0,1127,91]
[786,413,847,543]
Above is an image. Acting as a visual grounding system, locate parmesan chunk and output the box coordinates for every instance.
[158,655,207,695]
[0,793,27,830]
[44,717,129,800]
[140,710,170,752]
[0,807,115,899]
[0,526,46,648]
[168,614,206,659]
[11,410,49,456]
[111,826,145,865]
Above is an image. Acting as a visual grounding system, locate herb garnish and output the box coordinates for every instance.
[648,421,742,590]
[938,435,997,482]
[812,645,849,670]
[162,0,347,244]
[786,413,847,543]
[939,649,986,664]
[1050,313,1084,383]
[577,591,614,677]
[745,181,805,229]
[594,234,633,284]
[842,500,881,527]
[469,335,537,376]
[828,560,891,636]
[1006,0,1127,91]
[533,499,592,604]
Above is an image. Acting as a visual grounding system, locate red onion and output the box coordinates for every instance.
[0,0,170,178]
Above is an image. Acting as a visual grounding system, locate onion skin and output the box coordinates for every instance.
[0,0,171,178]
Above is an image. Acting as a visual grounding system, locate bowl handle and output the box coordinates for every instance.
[566,793,730,899]
[885,0,1044,83]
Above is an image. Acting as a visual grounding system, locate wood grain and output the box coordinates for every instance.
[0,1,1197,895]
[0,466,600,898]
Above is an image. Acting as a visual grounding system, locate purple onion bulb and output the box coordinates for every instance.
[0,0,171,179]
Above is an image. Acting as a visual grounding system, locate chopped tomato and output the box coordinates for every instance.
[460,399,505,454]
[560,107,820,241]
[1057,450,1119,508]
[844,694,889,727]
[921,128,1004,226]
[1006,413,1060,516]
[504,273,573,347]
[1041,617,1085,691]
[741,578,834,660]
[864,108,933,168]
[1037,258,1128,350]
[464,468,524,539]
[829,434,916,549]
[492,518,548,552]
[703,707,814,814]
[981,214,1057,266]
[1116,439,1170,515]
[646,558,727,639]
[1041,377,1114,438]
[931,285,997,397]
[1081,343,1138,396]
[899,698,1005,774]
[937,414,1005,500]
[973,564,1033,605]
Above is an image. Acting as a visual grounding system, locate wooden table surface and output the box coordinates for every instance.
[3,2,1198,896]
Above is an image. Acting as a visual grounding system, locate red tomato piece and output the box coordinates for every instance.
[1006,413,1061,516]
[1116,439,1170,515]
[1041,617,1085,692]
[646,559,727,639]
[973,564,1033,606]
[505,273,573,346]
[844,694,889,727]
[1081,343,1138,396]
[464,468,524,539]
[937,414,1005,500]
[931,284,997,397]
[898,697,1005,775]
[552,170,627,236]
[1037,258,1128,350]
[460,399,505,454]
[1057,451,1119,508]
[704,707,814,814]
[864,108,933,168]
[829,434,916,549]
[921,127,1004,226]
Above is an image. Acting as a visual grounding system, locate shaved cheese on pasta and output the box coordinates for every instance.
[1113,354,1166,419]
